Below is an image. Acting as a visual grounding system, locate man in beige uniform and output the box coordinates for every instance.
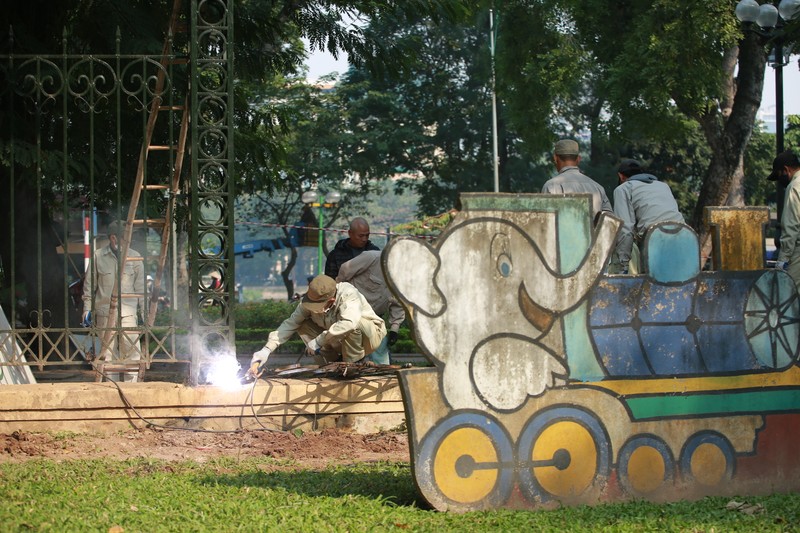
[249,275,386,371]
[82,220,144,381]
[772,150,800,287]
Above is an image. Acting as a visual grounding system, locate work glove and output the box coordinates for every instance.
[251,347,271,367]
[776,260,789,271]
[387,331,399,346]
[81,310,91,327]
[306,337,321,356]
[621,268,629,275]
[247,347,271,379]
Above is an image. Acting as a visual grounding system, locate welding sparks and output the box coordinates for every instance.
[205,353,245,390]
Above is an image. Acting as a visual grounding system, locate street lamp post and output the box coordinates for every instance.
[735,0,800,245]
[735,0,800,155]
[301,190,341,275]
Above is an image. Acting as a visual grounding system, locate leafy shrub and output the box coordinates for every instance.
[232,301,421,355]
[234,301,299,329]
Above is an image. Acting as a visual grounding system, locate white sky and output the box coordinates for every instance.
[762,57,800,115]
[305,49,350,82]
[305,50,800,115]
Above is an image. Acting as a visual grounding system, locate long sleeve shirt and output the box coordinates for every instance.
[82,244,144,318]
[264,282,384,352]
[612,173,684,266]
[336,250,406,332]
[542,166,613,219]
[778,170,800,264]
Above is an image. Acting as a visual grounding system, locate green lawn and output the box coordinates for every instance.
[0,458,798,532]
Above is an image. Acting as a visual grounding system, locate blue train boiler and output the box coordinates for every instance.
[588,222,800,377]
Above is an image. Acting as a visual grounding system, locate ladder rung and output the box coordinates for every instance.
[148,145,177,151]
[123,256,144,262]
[158,105,185,111]
[143,184,170,191]
[120,293,144,298]
[133,219,167,226]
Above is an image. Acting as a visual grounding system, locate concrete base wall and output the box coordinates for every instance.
[0,377,406,435]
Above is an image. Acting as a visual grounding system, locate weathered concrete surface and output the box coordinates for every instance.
[0,377,405,435]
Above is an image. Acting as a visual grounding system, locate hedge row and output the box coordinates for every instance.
[153,301,421,356]
[233,301,420,356]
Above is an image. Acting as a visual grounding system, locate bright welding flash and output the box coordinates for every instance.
[206,353,245,390]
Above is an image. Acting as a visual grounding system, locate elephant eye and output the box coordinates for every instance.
[497,254,512,277]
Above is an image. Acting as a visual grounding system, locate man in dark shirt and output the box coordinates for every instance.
[324,217,379,279]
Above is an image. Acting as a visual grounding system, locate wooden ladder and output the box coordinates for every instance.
[98,0,189,379]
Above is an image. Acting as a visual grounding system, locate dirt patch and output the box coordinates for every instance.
[0,428,410,469]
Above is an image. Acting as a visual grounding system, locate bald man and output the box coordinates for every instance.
[324,217,379,279]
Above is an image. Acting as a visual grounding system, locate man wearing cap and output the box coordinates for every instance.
[248,274,387,374]
[81,220,145,381]
[542,139,613,220]
[610,159,684,274]
[772,150,800,286]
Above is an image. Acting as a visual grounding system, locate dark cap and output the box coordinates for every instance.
[618,159,643,176]
[768,150,800,181]
[107,220,124,236]
[302,275,337,313]
[554,139,580,156]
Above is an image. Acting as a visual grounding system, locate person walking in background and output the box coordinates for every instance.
[336,250,405,364]
[610,159,684,275]
[542,138,613,221]
[772,150,800,287]
[81,220,144,381]
[324,217,379,279]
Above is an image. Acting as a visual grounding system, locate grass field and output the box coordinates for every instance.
[1,458,798,532]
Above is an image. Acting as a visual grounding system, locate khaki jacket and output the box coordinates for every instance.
[265,282,384,351]
[778,170,800,265]
[82,245,144,318]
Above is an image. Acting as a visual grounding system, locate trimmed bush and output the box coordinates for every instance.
[232,301,421,355]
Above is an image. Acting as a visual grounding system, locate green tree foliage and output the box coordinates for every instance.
[331,8,549,216]
[495,0,796,246]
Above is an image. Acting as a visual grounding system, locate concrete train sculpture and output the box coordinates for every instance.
[383,193,800,512]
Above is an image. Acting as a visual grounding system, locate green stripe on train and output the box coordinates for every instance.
[625,389,800,419]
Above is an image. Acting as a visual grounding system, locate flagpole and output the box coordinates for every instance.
[490,8,499,193]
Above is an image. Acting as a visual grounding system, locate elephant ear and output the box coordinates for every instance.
[383,237,445,317]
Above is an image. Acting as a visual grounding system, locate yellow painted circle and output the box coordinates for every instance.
[532,421,596,497]
[626,446,665,494]
[433,427,499,504]
[690,443,727,487]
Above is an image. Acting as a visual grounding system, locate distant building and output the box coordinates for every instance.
[758,106,779,134]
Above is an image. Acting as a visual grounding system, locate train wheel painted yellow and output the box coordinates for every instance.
[416,412,514,511]
[434,426,498,502]
[518,406,611,503]
[679,431,735,488]
[618,435,674,496]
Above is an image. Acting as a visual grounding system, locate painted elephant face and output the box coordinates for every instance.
[384,212,620,411]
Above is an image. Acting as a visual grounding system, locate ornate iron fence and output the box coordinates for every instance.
[0,0,235,385]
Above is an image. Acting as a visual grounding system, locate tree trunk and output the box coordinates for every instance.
[281,247,298,301]
[690,34,767,255]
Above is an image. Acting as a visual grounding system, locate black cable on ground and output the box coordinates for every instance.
[93,363,285,434]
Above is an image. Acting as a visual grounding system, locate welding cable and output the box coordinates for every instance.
[93,364,285,434]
